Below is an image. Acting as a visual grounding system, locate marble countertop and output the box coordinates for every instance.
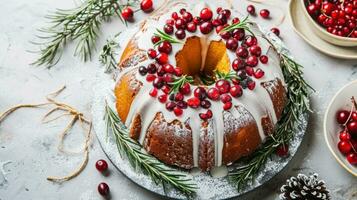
[0,0,356,199]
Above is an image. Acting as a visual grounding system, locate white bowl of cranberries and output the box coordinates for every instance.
[301,0,357,47]
[324,81,357,176]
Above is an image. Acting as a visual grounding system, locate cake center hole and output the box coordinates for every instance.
[175,36,230,85]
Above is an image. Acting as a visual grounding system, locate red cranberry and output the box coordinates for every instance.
[232,58,245,71]
[200,100,211,109]
[200,22,213,34]
[206,109,213,118]
[199,113,208,120]
[158,41,172,54]
[307,4,319,15]
[176,101,188,109]
[259,9,270,19]
[244,36,257,47]
[259,55,268,64]
[147,48,157,59]
[216,7,223,14]
[182,12,193,22]
[166,102,176,111]
[207,88,220,100]
[216,25,225,33]
[166,19,175,26]
[223,102,232,110]
[220,93,232,103]
[157,66,166,76]
[147,63,157,74]
[175,92,184,101]
[158,94,167,103]
[322,2,335,15]
[276,144,289,157]
[140,0,153,12]
[194,87,207,100]
[175,29,186,39]
[156,53,168,64]
[98,182,110,196]
[245,66,254,76]
[175,19,186,29]
[336,110,350,124]
[121,7,134,21]
[352,112,357,121]
[173,107,183,116]
[146,74,156,82]
[163,64,174,74]
[232,28,245,41]
[172,12,179,20]
[249,45,262,56]
[193,16,202,25]
[95,159,108,172]
[226,38,239,51]
[179,8,186,15]
[271,27,280,36]
[187,97,201,108]
[220,31,231,40]
[347,152,357,165]
[212,19,222,26]
[221,9,231,18]
[200,8,213,21]
[216,80,231,94]
[180,82,191,95]
[254,68,265,79]
[347,121,357,135]
[247,80,256,90]
[174,67,183,76]
[164,24,174,34]
[230,85,243,97]
[217,14,228,25]
[339,131,351,141]
[151,36,160,44]
[138,66,148,76]
[338,140,352,154]
[161,85,170,94]
[149,88,158,97]
[153,77,164,89]
[247,5,256,15]
[186,22,197,32]
[232,17,240,24]
[246,55,259,67]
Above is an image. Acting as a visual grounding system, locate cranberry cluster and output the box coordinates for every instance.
[138,7,269,120]
[306,0,357,38]
[335,103,357,165]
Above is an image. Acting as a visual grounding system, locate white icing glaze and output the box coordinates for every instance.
[119,1,286,169]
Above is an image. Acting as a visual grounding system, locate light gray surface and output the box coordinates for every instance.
[0,0,356,200]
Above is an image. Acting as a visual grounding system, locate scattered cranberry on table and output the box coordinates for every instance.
[259,9,270,19]
[95,159,109,172]
[140,0,153,12]
[276,144,289,157]
[121,7,134,21]
[98,182,110,196]
[335,97,357,165]
[247,5,256,15]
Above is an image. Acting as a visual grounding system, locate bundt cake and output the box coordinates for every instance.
[114,2,287,172]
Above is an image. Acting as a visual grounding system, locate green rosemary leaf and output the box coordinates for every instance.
[154,28,182,47]
[221,15,254,36]
[33,0,134,68]
[105,104,197,196]
[169,75,194,94]
[99,33,121,73]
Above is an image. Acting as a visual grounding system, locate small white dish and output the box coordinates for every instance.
[288,0,357,59]
[324,80,357,176]
[300,0,357,47]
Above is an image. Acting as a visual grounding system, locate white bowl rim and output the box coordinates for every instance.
[300,0,357,42]
[324,80,357,177]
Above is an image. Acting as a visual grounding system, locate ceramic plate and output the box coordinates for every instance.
[324,81,357,176]
[288,0,357,59]
[91,28,309,199]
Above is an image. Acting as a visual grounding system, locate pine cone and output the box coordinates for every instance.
[279,173,331,200]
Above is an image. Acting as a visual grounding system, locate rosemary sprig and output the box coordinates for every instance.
[169,75,194,94]
[228,52,313,190]
[99,33,121,73]
[215,70,240,81]
[154,28,182,47]
[33,0,136,68]
[105,104,197,195]
[221,15,254,36]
